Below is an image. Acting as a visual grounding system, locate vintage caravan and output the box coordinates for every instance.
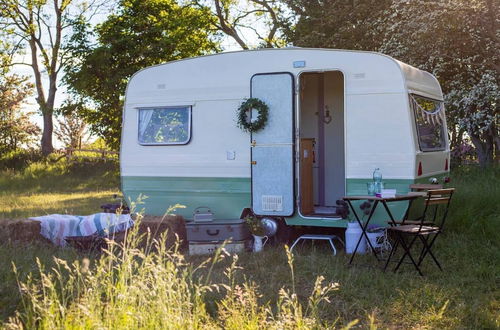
[121,48,450,228]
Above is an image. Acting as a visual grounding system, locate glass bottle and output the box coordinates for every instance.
[373,168,382,183]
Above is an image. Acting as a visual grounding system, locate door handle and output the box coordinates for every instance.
[251,161,257,165]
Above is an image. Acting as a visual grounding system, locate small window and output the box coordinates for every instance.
[411,95,446,152]
[138,106,191,145]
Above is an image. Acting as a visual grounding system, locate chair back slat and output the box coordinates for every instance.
[420,188,455,229]
[426,197,451,206]
[427,188,455,195]
[410,184,443,191]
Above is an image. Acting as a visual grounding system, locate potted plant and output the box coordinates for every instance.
[244,215,267,252]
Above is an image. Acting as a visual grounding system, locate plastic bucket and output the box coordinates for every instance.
[366,229,385,249]
[345,222,366,254]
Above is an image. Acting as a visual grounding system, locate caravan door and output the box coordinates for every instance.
[250,73,295,216]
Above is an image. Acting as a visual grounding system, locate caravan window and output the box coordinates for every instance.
[410,95,446,151]
[138,107,191,145]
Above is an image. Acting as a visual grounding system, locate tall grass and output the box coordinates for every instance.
[446,165,499,238]
[1,164,498,328]
[6,209,340,329]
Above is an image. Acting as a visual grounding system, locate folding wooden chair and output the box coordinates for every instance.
[388,183,444,226]
[384,188,454,276]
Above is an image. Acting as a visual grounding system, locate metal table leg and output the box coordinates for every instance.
[347,200,380,264]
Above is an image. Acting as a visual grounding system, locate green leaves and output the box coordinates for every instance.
[65,0,219,150]
[287,0,499,166]
[0,75,40,153]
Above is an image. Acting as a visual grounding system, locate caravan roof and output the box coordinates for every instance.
[125,48,443,108]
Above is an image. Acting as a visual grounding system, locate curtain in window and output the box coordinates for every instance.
[139,109,154,141]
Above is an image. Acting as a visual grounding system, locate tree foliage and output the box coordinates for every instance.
[64,0,219,150]
[55,102,90,149]
[0,75,40,152]
[284,0,391,50]
[380,0,499,166]
[0,0,108,155]
[285,0,499,166]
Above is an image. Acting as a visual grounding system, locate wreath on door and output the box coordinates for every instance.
[237,98,269,133]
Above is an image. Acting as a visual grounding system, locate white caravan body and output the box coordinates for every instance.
[121,48,450,227]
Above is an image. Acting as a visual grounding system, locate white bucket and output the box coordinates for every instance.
[367,229,385,249]
[345,222,366,254]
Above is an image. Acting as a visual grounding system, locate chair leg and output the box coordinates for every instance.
[394,234,424,276]
[417,233,439,267]
[418,235,442,271]
[383,239,398,272]
[393,234,412,272]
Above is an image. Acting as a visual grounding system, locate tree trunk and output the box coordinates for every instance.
[470,134,494,167]
[41,112,54,155]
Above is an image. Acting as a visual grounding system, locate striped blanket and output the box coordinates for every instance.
[29,213,134,246]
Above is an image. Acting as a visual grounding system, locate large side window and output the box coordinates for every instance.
[138,106,191,145]
[410,95,446,151]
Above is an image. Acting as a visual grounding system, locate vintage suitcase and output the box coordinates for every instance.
[188,240,247,255]
[185,219,251,242]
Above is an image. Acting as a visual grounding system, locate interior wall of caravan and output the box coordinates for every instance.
[299,71,345,217]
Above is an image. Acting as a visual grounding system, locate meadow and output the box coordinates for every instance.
[0,161,498,328]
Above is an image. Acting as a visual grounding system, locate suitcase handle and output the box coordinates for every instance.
[206,229,220,236]
[194,206,212,214]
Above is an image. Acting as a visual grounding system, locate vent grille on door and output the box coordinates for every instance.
[262,195,283,212]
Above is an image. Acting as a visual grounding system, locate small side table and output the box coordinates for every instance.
[290,234,345,255]
[343,194,420,264]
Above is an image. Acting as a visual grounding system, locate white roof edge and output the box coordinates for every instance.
[126,48,442,100]
[394,59,443,101]
[126,48,401,84]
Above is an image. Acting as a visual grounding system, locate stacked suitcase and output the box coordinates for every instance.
[185,207,251,255]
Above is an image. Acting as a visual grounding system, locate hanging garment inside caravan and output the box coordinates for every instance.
[298,71,345,217]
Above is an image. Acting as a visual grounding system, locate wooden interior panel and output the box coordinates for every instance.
[300,138,315,215]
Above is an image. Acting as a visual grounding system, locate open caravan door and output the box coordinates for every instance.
[251,73,295,216]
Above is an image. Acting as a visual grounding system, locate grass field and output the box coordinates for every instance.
[0,162,499,328]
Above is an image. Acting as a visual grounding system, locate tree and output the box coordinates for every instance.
[195,0,290,49]
[0,0,107,155]
[283,0,392,50]
[0,74,40,152]
[284,0,499,166]
[55,103,89,149]
[380,0,499,166]
[65,0,219,149]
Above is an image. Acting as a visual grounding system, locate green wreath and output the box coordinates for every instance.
[237,98,269,133]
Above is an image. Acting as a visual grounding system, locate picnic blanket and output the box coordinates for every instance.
[29,213,134,246]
